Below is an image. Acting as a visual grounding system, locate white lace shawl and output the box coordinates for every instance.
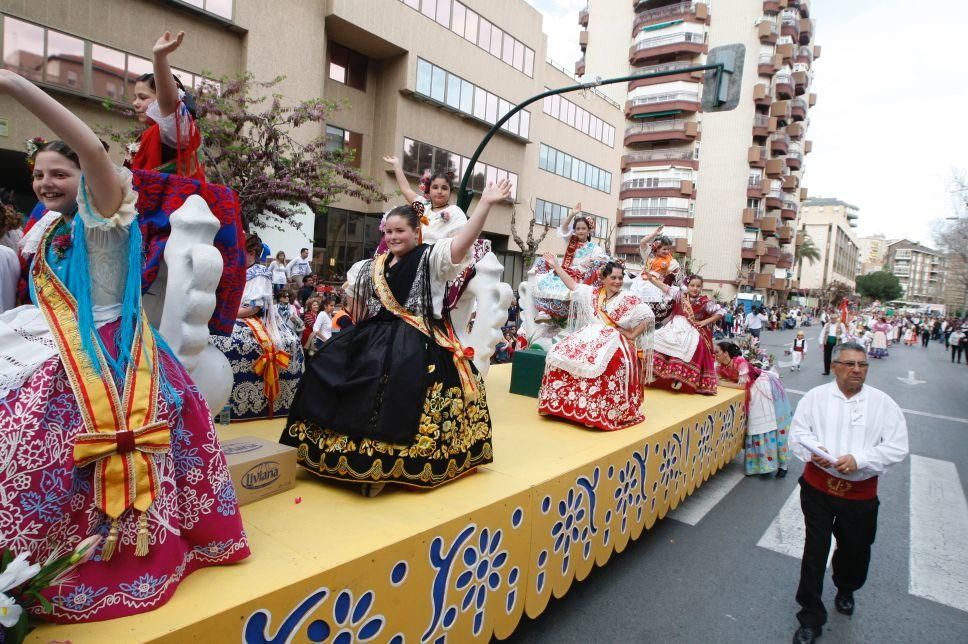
[0,166,137,396]
[547,285,655,379]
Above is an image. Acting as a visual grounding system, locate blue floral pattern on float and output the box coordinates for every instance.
[422,506,525,643]
[539,467,599,577]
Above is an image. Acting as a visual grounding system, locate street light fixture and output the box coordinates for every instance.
[456,45,745,211]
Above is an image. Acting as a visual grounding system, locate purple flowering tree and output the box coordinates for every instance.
[193,74,386,229]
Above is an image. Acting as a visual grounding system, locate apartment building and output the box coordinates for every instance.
[884,240,946,304]
[0,0,626,288]
[797,197,859,292]
[577,0,819,302]
[857,233,889,275]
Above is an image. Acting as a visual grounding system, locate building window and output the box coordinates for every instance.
[538,143,612,193]
[1,14,210,104]
[542,90,615,147]
[534,198,608,241]
[325,125,363,168]
[402,136,517,200]
[329,42,367,91]
[399,0,535,77]
[179,0,234,20]
[414,59,530,139]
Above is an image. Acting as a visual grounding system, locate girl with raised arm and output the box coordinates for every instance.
[531,203,610,320]
[281,179,512,496]
[645,272,723,395]
[382,155,468,244]
[630,227,681,325]
[0,69,247,623]
[127,31,205,180]
[538,255,654,431]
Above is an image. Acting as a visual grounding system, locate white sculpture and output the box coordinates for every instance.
[450,250,513,375]
[143,195,233,413]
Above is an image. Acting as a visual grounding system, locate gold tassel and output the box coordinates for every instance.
[102,518,120,561]
[134,512,150,557]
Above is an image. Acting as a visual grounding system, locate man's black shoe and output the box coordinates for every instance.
[834,591,854,615]
[793,625,822,643]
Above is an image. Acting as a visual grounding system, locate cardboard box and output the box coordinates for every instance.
[222,436,297,506]
[509,348,547,398]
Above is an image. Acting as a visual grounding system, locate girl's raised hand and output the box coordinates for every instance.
[542,251,558,268]
[153,31,185,57]
[382,155,401,167]
[481,178,512,205]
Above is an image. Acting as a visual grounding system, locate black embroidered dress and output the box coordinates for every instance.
[280,240,493,488]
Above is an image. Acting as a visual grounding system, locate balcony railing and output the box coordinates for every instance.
[633,1,704,31]
[782,201,799,212]
[622,177,686,191]
[630,60,701,78]
[632,31,706,54]
[771,132,791,146]
[753,114,772,128]
[749,174,764,186]
[628,91,700,107]
[774,71,792,85]
[742,239,758,249]
[625,119,696,136]
[621,206,692,219]
[623,149,696,164]
[780,9,799,25]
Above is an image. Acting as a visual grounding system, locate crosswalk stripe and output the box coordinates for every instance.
[909,455,968,613]
[755,486,832,567]
[668,460,745,525]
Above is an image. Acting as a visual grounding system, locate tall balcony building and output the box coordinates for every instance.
[577,0,819,302]
[798,197,860,292]
[884,240,947,304]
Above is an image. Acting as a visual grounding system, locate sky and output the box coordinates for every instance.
[526,0,968,246]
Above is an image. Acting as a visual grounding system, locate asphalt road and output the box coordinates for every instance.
[505,326,968,644]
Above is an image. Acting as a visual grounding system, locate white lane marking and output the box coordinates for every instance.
[909,455,968,613]
[756,486,831,567]
[669,460,745,525]
[784,389,968,425]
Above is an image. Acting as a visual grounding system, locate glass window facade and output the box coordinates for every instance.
[538,144,613,193]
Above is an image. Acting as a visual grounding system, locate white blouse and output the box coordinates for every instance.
[790,382,909,481]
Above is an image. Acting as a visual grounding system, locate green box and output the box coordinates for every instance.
[509,348,547,398]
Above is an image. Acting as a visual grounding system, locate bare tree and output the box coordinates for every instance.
[509,201,552,269]
[933,170,968,312]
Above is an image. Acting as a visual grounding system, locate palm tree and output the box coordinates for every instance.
[795,232,822,277]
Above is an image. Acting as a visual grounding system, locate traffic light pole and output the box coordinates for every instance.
[456,62,731,212]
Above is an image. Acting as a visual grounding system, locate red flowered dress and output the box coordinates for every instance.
[538,285,654,431]
[649,287,722,395]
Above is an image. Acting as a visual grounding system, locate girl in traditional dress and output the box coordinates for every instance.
[127,31,205,180]
[537,257,654,431]
[790,330,807,371]
[630,227,681,325]
[383,155,467,243]
[870,316,891,359]
[0,69,248,622]
[644,273,723,394]
[714,341,791,478]
[280,179,512,496]
[532,203,610,320]
[211,234,304,421]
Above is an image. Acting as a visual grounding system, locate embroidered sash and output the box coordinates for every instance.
[561,234,584,270]
[33,220,170,559]
[243,316,291,417]
[372,252,478,400]
[680,293,714,354]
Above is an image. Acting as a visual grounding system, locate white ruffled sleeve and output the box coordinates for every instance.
[346,259,369,293]
[619,295,655,329]
[427,239,473,317]
[146,100,195,149]
[243,274,273,311]
[76,166,139,307]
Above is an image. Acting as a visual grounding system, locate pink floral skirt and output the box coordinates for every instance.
[649,338,719,395]
[0,321,249,623]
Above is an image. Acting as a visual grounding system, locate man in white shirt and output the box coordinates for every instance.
[287,248,312,289]
[788,342,908,644]
[744,307,763,339]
